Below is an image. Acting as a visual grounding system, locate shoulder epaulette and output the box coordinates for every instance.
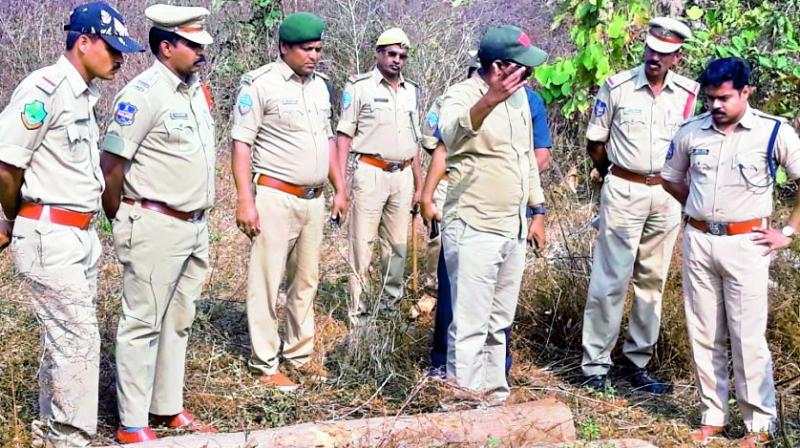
[605,69,636,89]
[672,73,700,95]
[33,66,66,95]
[241,64,274,85]
[347,73,371,84]
[680,111,710,127]
[132,70,159,92]
[405,78,418,88]
[315,71,329,81]
[752,108,788,124]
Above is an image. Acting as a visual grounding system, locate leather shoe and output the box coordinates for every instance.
[581,374,608,392]
[151,409,217,433]
[690,425,724,445]
[624,368,672,394]
[116,427,158,444]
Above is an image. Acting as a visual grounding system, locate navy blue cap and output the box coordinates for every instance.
[64,2,143,53]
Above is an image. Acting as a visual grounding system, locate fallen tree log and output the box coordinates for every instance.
[106,398,576,447]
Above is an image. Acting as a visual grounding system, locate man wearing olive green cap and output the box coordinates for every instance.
[101,3,217,442]
[232,12,348,391]
[438,24,547,405]
[337,27,424,326]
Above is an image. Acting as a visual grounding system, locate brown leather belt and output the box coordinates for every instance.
[687,217,768,236]
[358,154,412,173]
[256,175,323,199]
[610,165,663,186]
[18,203,94,229]
[122,198,205,222]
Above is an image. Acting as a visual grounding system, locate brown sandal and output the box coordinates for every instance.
[690,425,724,445]
[739,432,772,447]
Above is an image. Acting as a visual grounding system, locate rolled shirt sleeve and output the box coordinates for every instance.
[0,82,53,169]
[661,127,690,183]
[102,88,153,160]
[335,82,359,137]
[585,82,612,143]
[527,150,545,205]
[526,87,552,149]
[230,82,264,146]
[775,123,800,181]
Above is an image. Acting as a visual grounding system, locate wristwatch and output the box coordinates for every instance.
[527,205,546,218]
[781,225,795,238]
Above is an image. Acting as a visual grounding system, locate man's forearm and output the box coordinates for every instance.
[662,180,689,206]
[411,152,423,192]
[787,179,800,231]
[534,148,552,172]
[336,133,352,178]
[586,140,610,175]
[469,96,500,131]
[100,153,127,219]
[421,147,447,203]
[0,162,23,219]
[231,141,255,205]
[328,140,346,194]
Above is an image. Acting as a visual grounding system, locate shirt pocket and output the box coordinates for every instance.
[315,102,332,136]
[733,152,770,190]
[277,103,304,131]
[164,116,197,152]
[689,152,716,184]
[368,100,392,125]
[66,123,91,163]
[617,107,648,140]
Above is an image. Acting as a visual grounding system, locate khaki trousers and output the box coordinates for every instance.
[582,175,681,376]
[348,161,414,322]
[113,201,209,427]
[443,219,525,402]
[682,225,776,432]
[247,186,324,375]
[423,179,448,285]
[11,212,101,447]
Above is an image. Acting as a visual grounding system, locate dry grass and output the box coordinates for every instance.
[2,1,800,447]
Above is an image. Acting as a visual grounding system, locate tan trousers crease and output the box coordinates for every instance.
[11,213,101,447]
[113,201,209,427]
[443,219,525,402]
[682,225,776,432]
[348,161,414,323]
[582,175,681,376]
[247,186,324,375]
[423,179,448,284]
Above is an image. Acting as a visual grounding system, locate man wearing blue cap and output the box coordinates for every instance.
[0,2,142,446]
[437,24,547,405]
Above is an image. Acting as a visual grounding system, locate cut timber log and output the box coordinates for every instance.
[104,398,575,447]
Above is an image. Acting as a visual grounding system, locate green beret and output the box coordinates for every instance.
[279,12,326,44]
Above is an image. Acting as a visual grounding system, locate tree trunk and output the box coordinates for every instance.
[108,399,576,447]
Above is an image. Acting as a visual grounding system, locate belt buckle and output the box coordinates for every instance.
[707,222,726,236]
[188,210,204,222]
[387,162,400,173]
[644,175,657,185]
[302,187,318,199]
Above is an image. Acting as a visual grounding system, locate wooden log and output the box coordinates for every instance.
[105,398,575,447]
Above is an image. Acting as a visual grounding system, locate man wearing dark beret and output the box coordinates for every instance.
[230,12,348,391]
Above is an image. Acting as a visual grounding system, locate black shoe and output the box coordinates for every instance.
[624,368,672,394]
[581,374,607,392]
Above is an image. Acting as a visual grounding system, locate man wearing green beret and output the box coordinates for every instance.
[437,24,547,405]
[336,27,423,325]
[231,12,348,391]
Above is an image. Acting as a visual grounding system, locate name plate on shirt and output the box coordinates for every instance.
[170,112,189,120]
[373,98,389,103]
[691,148,710,156]
[282,98,299,105]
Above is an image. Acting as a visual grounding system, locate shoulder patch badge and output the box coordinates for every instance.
[342,92,353,111]
[21,100,47,130]
[115,102,137,126]
[237,93,253,115]
[594,99,607,117]
[425,111,439,129]
[666,142,675,160]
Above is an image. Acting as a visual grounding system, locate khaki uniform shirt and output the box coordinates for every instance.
[438,75,544,239]
[336,68,421,161]
[421,95,443,153]
[230,59,332,186]
[662,107,800,222]
[102,61,216,212]
[586,65,700,174]
[0,56,104,213]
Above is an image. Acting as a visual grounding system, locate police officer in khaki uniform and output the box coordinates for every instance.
[663,57,800,447]
[0,4,141,446]
[581,17,698,392]
[438,25,547,405]
[336,28,424,325]
[231,12,348,392]
[100,4,216,443]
